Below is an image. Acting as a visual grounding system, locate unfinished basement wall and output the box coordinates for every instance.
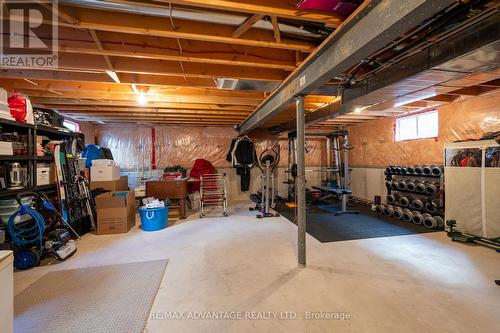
[79,121,96,145]
[348,92,500,202]
[94,124,326,201]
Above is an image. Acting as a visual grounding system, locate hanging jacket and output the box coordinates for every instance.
[227,137,257,192]
[226,137,257,166]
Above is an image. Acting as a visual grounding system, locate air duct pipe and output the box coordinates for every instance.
[60,0,320,37]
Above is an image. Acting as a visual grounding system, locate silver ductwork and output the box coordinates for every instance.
[60,0,321,37]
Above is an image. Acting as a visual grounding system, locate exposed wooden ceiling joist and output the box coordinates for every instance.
[31,100,255,112]
[232,14,265,38]
[17,89,263,106]
[55,6,316,52]
[152,0,344,26]
[0,79,265,99]
[58,40,296,71]
[19,53,288,82]
[0,69,218,88]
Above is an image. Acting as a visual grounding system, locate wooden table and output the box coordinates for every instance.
[146,180,187,219]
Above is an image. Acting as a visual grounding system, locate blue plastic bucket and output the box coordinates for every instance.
[140,206,169,231]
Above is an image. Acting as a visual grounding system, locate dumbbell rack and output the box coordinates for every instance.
[379,165,445,229]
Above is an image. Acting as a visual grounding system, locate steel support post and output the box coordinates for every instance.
[296,96,306,267]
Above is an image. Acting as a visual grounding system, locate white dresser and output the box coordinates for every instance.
[0,251,13,333]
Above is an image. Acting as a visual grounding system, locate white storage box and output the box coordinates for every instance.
[0,250,13,333]
[37,164,54,186]
[92,159,116,167]
[0,88,7,104]
[91,165,120,181]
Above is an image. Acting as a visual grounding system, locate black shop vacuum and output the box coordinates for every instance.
[7,192,79,270]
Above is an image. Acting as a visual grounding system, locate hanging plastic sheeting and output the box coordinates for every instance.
[96,125,152,170]
[96,125,238,170]
[348,94,500,168]
[154,126,237,168]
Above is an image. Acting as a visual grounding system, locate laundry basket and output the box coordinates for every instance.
[140,206,169,231]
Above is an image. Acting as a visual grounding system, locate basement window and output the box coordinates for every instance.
[395,110,438,142]
[63,119,80,132]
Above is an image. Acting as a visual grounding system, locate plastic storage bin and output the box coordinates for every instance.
[140,206,169,231]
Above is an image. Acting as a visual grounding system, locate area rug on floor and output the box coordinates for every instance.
[275,202,439,243]
[14,259,168,333]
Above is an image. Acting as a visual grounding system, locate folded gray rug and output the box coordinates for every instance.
[15,260,168,333]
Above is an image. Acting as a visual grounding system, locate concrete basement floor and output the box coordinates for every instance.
[14,203,500,333]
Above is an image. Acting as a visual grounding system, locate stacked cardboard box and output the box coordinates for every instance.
[95,190,136,235]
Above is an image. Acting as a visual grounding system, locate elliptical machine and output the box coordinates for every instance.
[250,144,280,218]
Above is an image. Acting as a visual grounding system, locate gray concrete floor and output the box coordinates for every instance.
[14,203,500,333]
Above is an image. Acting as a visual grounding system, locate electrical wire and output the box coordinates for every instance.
[168,2,188,84]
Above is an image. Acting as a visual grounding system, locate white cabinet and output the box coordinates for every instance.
[444,140,500,239]
[0,250,13,333]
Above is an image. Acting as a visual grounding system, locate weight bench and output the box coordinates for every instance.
[312,186,359,216]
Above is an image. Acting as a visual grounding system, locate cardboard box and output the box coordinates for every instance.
[91,176,128,191]
[95,190,135,235]
[36,164,55,186]
[91,165,120,182]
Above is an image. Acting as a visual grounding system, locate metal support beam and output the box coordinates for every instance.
[238,0,456,134]
[296,96,306,267]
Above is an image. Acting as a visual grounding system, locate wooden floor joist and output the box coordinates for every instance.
[56,6,317,52]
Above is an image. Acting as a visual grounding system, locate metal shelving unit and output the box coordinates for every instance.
[0,119,74,198]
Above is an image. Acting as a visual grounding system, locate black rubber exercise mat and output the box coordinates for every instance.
[274,202,440,243]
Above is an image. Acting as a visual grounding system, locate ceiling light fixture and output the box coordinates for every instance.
[137,93,148,105]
